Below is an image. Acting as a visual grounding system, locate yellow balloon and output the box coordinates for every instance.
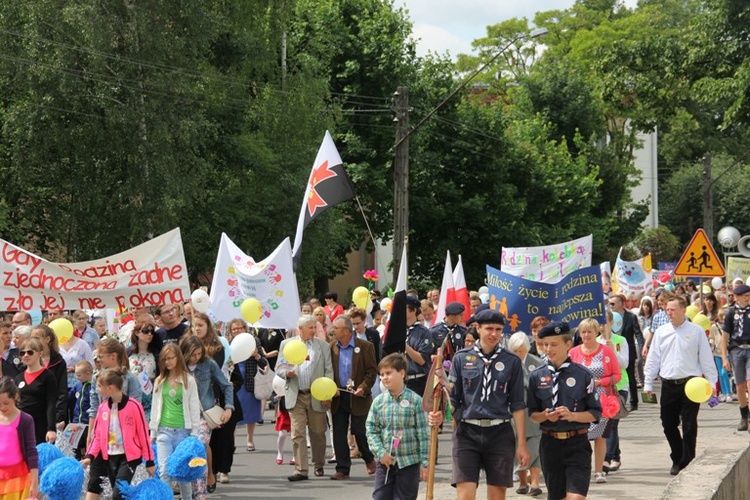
[283,339,308,366]
[352,286,370,310]
[240,298,263,324]
[685,377,712,403]
[49,318,74,344]
[692,313,711,331]
[685,305,699,320]
[311,376,337,401]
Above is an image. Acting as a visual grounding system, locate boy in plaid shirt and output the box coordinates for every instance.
[366,353,429,499]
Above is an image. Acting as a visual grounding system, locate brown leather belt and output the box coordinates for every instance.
[542,428,588,440]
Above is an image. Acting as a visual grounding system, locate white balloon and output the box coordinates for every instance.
[711,277,723,289]
[478,286,489,296]
[480,293,489,304]
[191,289,211,313]
[272,375,286,395]
[230,332,256,363]
[379,379,387,394]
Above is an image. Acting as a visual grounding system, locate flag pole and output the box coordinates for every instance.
[355,194,390,281]
[426,346,444,500]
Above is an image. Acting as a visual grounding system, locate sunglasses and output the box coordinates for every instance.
[138,328,155,334]
[20,350,37,356]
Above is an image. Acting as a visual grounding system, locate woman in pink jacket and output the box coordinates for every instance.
[81,369,154,500]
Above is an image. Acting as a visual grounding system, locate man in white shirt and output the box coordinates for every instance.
[644,296,717,476]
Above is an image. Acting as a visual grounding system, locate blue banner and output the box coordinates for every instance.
[486,264,606,333]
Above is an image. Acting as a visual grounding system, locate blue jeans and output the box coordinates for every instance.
[605,390,628,463]
[156,426,192,499]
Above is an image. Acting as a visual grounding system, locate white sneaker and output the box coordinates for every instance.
[595,472,607,483]
[217,472,230,483]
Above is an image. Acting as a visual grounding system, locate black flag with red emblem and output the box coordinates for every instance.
[292,131,356,261]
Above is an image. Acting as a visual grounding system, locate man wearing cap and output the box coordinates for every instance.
[527,321,601,500]
[644,296,717,475]
[721,283,750,431]
[404,295,433,397]
[429,301,467,360]
[430,309,529,500]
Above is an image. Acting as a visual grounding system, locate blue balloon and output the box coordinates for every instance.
[29,310,44,325]
[612,312,623,334]
[219,336,232,368]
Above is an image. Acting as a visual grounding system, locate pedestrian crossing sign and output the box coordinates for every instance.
[673,229,725,277]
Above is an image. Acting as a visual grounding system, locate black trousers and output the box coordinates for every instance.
[627,359,638,407]
[87,454,140,500]
[660,378,700,469]
[332,395,374,474]
[210,419,239,474]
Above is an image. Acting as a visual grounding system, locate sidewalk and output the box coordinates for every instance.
[426,387,749,499]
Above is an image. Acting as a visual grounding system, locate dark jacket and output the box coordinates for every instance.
[47,351,68,423]
[2,347,24,378]
[68,380,92,424]
[363,327,382,363]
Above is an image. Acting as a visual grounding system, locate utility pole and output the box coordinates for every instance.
[393,86,410,280]
[703,152,713,244]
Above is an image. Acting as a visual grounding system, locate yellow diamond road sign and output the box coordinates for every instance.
[674,229,725,277]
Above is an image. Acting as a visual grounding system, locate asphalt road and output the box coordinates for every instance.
[208,406,454,499]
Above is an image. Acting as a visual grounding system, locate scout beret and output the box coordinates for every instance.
[406,295,421,309]
[537,321,570,339]
[445,302,465,316]
[734,284,750,296]
[474,308,505,325]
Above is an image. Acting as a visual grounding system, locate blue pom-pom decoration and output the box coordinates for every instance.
[117,477,172,500]
[40,456,85,500]
[36,442,64,477]
[166,435,206,483]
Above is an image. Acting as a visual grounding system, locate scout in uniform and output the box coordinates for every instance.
[430,309,529,500]
[527,322,601,500]
[429,301,468,360]
[404,295,433,397]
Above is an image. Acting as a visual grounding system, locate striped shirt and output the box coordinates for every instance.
[366,386,429,469]
[296,339,316,391]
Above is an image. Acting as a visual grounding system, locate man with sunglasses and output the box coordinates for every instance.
[155,303,189,345]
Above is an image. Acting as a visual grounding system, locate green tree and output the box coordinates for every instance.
[634,226,681,267]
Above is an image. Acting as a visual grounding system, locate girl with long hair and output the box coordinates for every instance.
[14,338,57,444]
[180,335,233,496]
[29,325,67,430]
[88,338,142,424]
[150,344,200,499]
[129,315,162,420]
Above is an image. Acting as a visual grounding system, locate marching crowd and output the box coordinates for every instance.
[0,275,748,500]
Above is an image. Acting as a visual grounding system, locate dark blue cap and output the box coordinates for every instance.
[445,302,465,316]
[537,321,570,339]
[474,308,505,325]
[406,295,421,309]
[734,284,750,296]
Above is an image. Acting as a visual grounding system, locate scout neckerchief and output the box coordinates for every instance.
[547,357,571,407]
[474,343,501,403]
[733,305,749,339]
